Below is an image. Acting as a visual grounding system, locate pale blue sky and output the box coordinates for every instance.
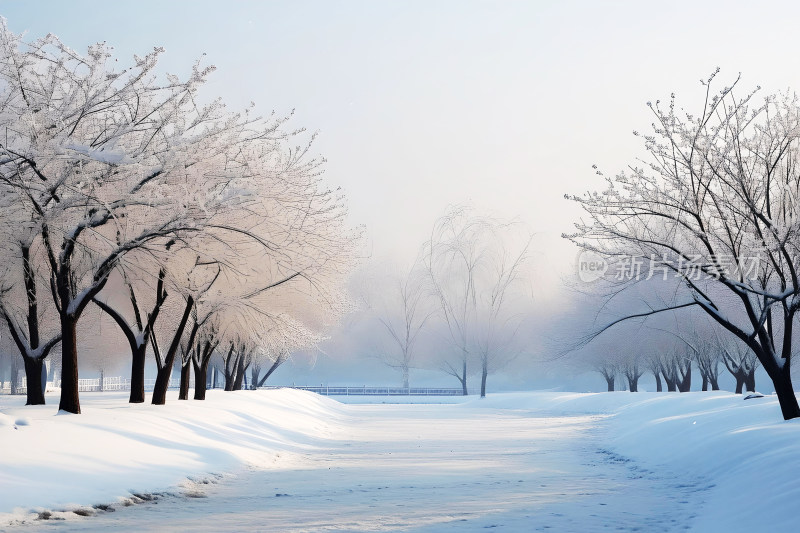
[3,0,800,299]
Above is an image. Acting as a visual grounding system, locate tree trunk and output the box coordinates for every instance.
[40,360,47,396]
[232,356,245,391]
[480,363,488,398]
[402,366,409,389]
[256,357,287,388]
[709,375,720,391]
[99,368,104,392]
[701,375,708,392]
[212,366,218,389]
[194,359,209,400]
[654,372,662,392]
[461,360,468,396]
[606,376,615,392]
[129,344,147,403]
[735,372,745,394]
[627,375,638,392]
[152,363,173,404]
[152,296,194,405]
[10,357,20,395]
[678,366,691,392]
[178,362,191,400]
[58,314,81,414]
[22,356,45,405]
[745,370,756,393]
[770,367,800,420]
[20,244,45,405]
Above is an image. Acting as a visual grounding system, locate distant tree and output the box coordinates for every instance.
[695,340,722,391]
[595,359,617,392]
[423,210,486,395]
[620,357,645,392]
[371,266,433,388]
[715,335,759,394]
[645,354,663,392]
[251,348,288,389]
[424,207,532,396]
[474,231,531,397]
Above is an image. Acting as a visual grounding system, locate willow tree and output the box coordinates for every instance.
[424,207,531,396]
[567,71,800,419]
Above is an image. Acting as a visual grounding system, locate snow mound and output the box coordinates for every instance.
[466,391,800,533]
[0,388,347,523]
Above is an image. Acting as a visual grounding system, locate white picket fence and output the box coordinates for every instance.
[2,379,466,396]
[267,386,467,396]
[1,376,194,393]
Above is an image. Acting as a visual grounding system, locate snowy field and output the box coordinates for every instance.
[1,390,798,532]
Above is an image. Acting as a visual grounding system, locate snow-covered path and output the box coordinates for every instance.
[15,402,694,532]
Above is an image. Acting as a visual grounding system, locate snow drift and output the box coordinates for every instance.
[1,389,798,532]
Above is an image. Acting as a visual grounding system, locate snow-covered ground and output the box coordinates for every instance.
[0,390,797,532]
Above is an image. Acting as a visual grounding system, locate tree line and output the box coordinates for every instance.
[364,207,534,397]
[568,69,800,420]
[590,326,759,393]
[0,22,359,413]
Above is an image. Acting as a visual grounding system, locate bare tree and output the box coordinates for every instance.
[694,340,722,391]
[645,354,664,392]
[715,334,759,393]
[568,71,800,419]
[423,209,487,394]
[251,349,288,389]
[424,207,533,396]
[621,357,645,392]
[595,359,618,391]
[0,237,62,404]
[474,231,531,397]
[371,267,433,388]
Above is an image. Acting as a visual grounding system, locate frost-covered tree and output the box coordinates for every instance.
[0,209,61,404]
[645,354,664,392]
[91,264,170,403]
[0,24,237,413]
[0,22,360,412]
[594,359,618,392]
[715,334,759,393]
[567,71,800,419]
[251,348,288,389]
[653,348,692,393]
[424,207,533,396]
[368,265,433,388]
[694,341,722,391]
[473,228,531,397]
[620,356,645,392]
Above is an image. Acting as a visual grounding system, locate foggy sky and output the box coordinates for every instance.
[2,0,798,391]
